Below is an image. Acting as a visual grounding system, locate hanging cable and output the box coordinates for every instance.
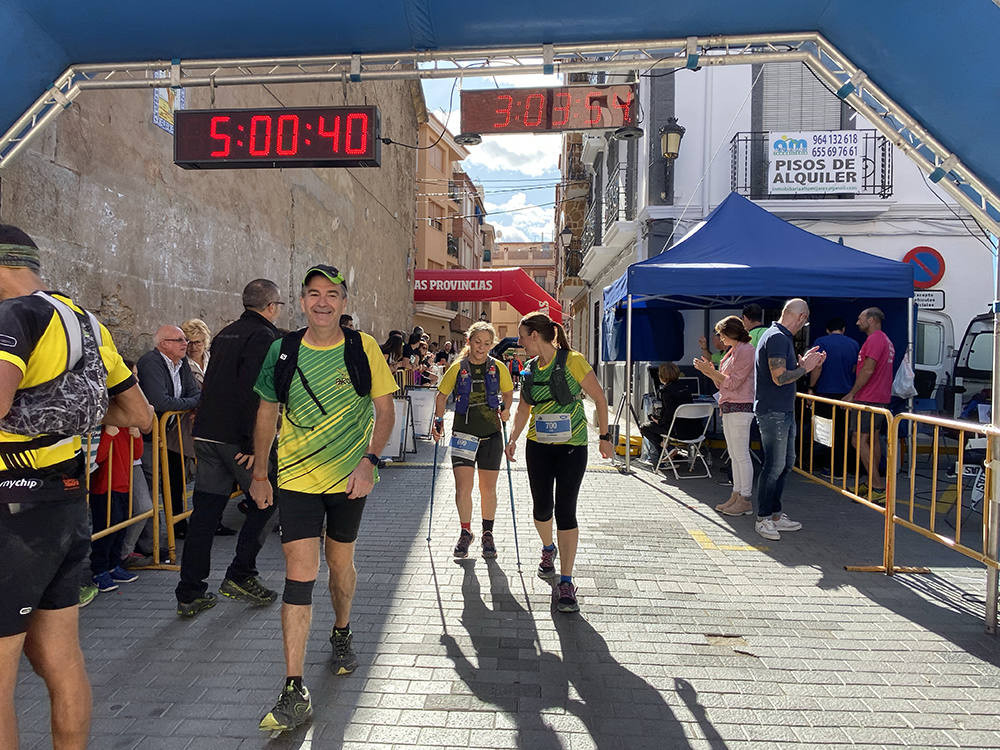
[658,64,766,253]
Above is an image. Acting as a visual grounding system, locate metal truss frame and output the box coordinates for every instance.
[1,32,997,237]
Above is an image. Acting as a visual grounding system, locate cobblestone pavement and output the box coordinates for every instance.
[15,405,1000,749]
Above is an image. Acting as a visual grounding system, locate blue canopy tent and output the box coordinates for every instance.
[603,192,914,468]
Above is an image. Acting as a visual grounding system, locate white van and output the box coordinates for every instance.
[951,313,993,419]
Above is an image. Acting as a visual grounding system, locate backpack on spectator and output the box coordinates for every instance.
[0,291,108,437]
[273,326,372,410]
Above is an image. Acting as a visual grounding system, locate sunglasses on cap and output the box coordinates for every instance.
[302,264,345,287]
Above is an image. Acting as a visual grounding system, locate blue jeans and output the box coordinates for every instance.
[756,411,796,519]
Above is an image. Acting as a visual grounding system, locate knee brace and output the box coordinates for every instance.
[282,578,316,605]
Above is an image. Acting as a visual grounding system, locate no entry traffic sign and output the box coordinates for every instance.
[902,245,945,289]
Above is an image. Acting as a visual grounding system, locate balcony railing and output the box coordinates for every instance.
[730,129,893,199]
[446,234,459,257]
[603,163,635,232]
[581,199,602,257]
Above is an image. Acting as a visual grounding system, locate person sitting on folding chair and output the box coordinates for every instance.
[639,362,698,459]
[655,403,716,479]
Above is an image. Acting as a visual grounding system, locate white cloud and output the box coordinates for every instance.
[484,192,554,242]
[489,73,564,88]
[465,134,561,177]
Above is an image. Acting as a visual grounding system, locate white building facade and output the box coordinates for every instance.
[557,63,993,413]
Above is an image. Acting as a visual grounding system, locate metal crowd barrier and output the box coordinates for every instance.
[157,409,194,567]
[84,419,172,569]
[793,393,999,632]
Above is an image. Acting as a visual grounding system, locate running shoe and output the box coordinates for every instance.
[754,517,781,541]
[259,682,312,733]
[556,581,579,613]
[481,531,497,559]
[92,571,119,593]
[177,591,218,618]
[329,628,358,675]
[79,583,98,608]
[122,552,152,569]
[453,529,474,558]
[771,513,802,532]
[220,576,278,606]
[537,545,557,578]
[109,565,138,583]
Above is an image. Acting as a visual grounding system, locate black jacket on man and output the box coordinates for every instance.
[192,309,280,452]
[136,349,200,423]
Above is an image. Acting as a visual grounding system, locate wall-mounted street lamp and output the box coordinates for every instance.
[559,226,583,278]
[658,116,685,201]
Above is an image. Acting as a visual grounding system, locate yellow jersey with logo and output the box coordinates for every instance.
[255,331,397,494]
[0,292,134,502]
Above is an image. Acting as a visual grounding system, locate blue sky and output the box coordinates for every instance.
[421,73,563,243]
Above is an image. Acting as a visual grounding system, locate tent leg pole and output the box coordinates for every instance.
[987,263,1000,634]
[625,295,633,474]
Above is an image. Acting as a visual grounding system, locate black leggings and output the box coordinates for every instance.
[525,440,587,531]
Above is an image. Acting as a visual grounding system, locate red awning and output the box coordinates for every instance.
[414,268,562,323]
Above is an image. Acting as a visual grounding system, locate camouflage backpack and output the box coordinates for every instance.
[0,291,108,437]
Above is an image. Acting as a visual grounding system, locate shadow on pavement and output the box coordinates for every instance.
[442,557,693,750]
[630,463,1000,669]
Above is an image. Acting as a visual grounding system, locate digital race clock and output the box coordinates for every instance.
[460,84,637,135]
[174,106,381,169]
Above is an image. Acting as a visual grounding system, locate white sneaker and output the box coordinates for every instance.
[772,513,802,532]
[755,517,780,541]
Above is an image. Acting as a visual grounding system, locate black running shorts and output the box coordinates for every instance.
[450,431,503,471]
[0,500,90,636]
[278,489,366,544]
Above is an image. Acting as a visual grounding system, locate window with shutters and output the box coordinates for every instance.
[746,62,854,199]
[761,62,843,131]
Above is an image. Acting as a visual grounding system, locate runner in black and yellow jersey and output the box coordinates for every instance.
[504,312,613,613]
[431,321,513,559]
[250,265,396,733]
[0,225,153,750]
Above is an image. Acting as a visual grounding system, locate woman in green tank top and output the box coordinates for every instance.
[504,312,613,614]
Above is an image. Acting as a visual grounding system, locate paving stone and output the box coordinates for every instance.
[12,404,1000,749]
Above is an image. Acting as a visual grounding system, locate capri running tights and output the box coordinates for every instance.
[524,440,587,531]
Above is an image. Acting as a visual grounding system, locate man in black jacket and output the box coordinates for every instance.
[175,279,284,617]
[137,324,201,539]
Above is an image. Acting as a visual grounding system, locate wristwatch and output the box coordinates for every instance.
[598,432,612,441]
[362,453,380,467]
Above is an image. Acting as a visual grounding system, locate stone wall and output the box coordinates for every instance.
[0,76,424,358]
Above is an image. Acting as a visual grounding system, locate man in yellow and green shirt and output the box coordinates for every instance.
[250,264,396,734]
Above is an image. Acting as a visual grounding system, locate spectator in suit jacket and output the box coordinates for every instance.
[137,325,201,538]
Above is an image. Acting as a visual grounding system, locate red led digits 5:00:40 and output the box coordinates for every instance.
[208,112,369,158]
[174,106,381,169]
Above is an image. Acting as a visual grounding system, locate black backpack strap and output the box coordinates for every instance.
[274,328,307,405]
[342,327,372,397]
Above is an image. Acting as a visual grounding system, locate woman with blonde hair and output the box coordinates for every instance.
[504,311,613,613]
[181,318,212,386]
[432,321,514,559]
[694,315,756,516]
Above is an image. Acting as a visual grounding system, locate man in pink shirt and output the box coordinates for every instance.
[843,307,895,496]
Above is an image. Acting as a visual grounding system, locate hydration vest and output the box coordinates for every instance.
[0,291,109,438]
[520,348,578,406]
[273,326,372,412]
[454,357,502,415]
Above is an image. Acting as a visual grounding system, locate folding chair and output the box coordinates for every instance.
[656,402,715,480]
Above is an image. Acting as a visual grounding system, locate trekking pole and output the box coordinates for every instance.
[501,417,522,569]
[427,417,443,542]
